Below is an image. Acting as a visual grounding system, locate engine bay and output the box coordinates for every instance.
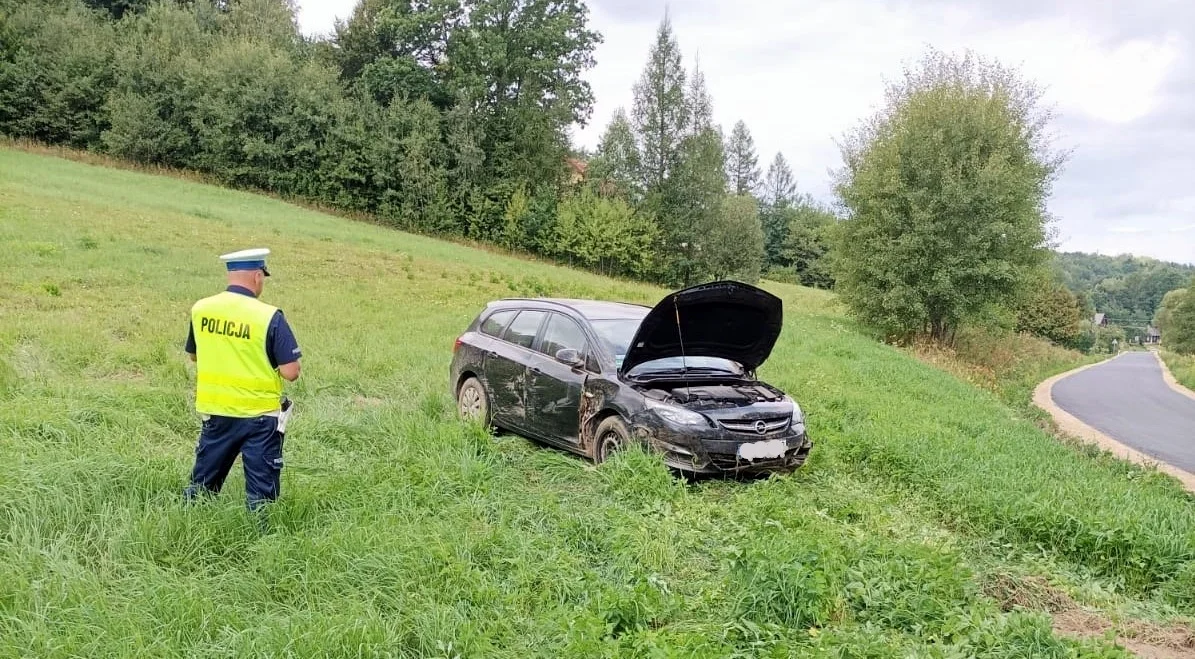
[642,381,786,410]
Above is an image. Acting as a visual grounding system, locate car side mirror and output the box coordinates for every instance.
[555,348,584,368]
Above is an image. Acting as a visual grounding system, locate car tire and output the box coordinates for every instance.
[592,415,631,464]
[457,377,491,427]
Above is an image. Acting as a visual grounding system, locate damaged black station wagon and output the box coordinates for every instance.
[449,280,812,475]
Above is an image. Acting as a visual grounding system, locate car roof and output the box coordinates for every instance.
[487,298,650,321]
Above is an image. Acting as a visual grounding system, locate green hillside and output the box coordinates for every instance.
[2,147,1193,657]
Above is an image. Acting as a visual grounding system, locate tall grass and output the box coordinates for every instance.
[912,326,1099,409]
[1160,351,1195,393]
[0,147,1186,655]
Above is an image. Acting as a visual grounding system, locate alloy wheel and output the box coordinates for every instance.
[459,384,484,420]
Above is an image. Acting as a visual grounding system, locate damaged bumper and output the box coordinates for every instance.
[630,415,813,475]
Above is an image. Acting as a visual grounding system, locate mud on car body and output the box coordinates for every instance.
[449,280,812,476]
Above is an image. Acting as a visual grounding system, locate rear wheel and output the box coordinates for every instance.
[457,377,490,426]
[592,415,631,464]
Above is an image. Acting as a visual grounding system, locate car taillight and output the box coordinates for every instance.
[453,337,463,352]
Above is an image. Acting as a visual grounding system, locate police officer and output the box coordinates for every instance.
[184,248,301,511]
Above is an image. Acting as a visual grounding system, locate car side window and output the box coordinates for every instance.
[502,310,546,350]
[480,310,516,337]
[539,313,588,358]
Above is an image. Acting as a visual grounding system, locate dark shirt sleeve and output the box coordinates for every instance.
[266,310,302,368]
[185,321,196,354]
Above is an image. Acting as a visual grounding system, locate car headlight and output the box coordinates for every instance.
[645,398,709,426]
[782,395,804,424]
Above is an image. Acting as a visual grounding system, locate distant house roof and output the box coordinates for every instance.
[1093,313,1106,325]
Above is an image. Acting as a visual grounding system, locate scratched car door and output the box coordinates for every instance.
[525,312,590,445]
[483,309,546,430]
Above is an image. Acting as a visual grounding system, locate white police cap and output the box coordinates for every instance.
[219,248,271,276]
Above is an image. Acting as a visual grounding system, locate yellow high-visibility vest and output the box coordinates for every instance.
[191,291,283,417]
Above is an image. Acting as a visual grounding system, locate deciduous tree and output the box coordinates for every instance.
[1165,279,1195,355]
[833,48,1065,342]
[779,199,836,289]
[699,194,764,283]
[1155,287,1189,336]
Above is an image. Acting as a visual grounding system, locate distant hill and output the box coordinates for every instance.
[1053,251,1195,327]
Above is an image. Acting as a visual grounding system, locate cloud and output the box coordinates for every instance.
[577,0,1195,265]
[294,0,1195,265]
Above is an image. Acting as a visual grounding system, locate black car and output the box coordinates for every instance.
[448,280,812,475]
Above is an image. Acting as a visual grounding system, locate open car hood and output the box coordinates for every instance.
[619,280,784,376]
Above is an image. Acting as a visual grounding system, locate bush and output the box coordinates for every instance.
[101,2,209,166]
[1093,325,1126,354]
[1014,276,1084,348]
[548,188,659,279]
[0,3,116,148]
[1164,279,1195,355]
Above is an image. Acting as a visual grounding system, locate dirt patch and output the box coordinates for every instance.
[353,395,385,408]
[1052,609,1195,659]
[984,572,1195,658]
[984,572,1072,613]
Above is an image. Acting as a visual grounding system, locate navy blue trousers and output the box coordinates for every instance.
[185,414,282,511]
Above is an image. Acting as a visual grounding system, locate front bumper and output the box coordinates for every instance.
[630,417,813,475]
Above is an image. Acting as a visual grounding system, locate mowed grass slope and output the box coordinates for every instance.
[1,147,1192,657]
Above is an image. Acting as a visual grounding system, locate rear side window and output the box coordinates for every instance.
[503,310,546,349]
[480,310,516,337]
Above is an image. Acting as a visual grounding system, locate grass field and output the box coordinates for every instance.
[1161,351,1195,394]
[3,147,1195,657]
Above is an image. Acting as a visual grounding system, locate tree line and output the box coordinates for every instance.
[0,0,832,289]
[1056,252,1194,319]
[2,0,613,272]
[4,0,1183,351]
[577,15,839,287]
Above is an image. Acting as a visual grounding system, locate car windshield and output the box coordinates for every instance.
[588,318,743,375]
[628,356,744,377]
[589,319,641,364]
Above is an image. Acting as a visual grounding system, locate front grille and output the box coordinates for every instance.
[706,438,811,470]
[708,450,790,469]
[717,416,791,435]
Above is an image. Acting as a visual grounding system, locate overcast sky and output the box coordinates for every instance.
[295,0,1195,265]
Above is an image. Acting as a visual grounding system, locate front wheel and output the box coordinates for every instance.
[592,415,631,464]
[457,377,490,427]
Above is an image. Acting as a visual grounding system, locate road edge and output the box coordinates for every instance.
[1032,353,1195,493]
[1151,350,1195,403]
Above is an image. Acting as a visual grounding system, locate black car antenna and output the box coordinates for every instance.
[673,294,690,396]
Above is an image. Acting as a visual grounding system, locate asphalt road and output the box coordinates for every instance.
[1052,352,1195,474]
